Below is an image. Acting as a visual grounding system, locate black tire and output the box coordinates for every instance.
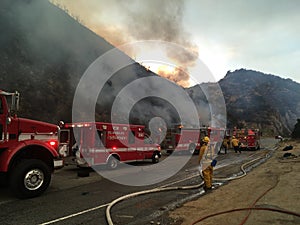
[216,143,222,154]
[256,143,260,150]
[188,144,196,155]
[107,156,119,169]
[166,150,173,154]
[152,153,160,163]
[9,159,51,199]
[77,169,90,177]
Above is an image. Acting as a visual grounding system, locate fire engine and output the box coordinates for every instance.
[231,128,261,150]
[208,127,227,151]
[161,125,225,154]
[0,90,65,198]
[161,125,203,154]
[64,122,161,169]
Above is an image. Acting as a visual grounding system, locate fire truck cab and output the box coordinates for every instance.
[161,125,226,155]
[207,127,226,151]
[0,90,65,198]
[65,122,161,169]
[161,124,208,154]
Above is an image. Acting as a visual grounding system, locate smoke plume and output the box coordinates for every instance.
[157,66,190,88]
[52,0,199,87]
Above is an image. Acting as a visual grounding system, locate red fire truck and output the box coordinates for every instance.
[0,90,65,198]
[161,125,226,154]
[231,128,261,150]
[65,122,161,169]
[161,125,201,154]
[208,127,227,151]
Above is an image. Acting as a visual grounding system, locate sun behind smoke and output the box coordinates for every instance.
[151,65,190,88]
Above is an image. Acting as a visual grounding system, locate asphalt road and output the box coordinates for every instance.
[0,138,278,225]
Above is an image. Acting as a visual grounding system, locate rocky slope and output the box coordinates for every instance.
[219,69,300,135]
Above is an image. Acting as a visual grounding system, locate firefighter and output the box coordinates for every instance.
[202,159,217,192]
[231,136,241,153]
[198,136,210,163]
[218,136,229,154]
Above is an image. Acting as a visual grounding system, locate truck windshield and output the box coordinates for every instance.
[4,95,15,114]
[144,134,153,144]
[95,130,105,147]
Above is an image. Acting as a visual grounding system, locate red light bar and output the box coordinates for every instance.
[50,141,56,146]
[47,140,58,148]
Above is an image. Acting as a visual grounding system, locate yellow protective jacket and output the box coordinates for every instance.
[198,143,208,163]
[231,138,239,147]
[222,138,229,148]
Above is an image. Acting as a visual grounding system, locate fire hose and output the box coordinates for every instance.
[105,154,270,225]
[190,207,300,225]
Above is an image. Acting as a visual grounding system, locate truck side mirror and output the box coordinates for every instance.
[6,117,11,125]
[11,91,20,112]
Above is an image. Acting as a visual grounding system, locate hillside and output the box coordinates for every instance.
[186,69,300,135]
[219,69,300,135]
[0,0,112,122]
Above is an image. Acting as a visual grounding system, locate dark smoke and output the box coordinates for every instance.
[0,0,115,123]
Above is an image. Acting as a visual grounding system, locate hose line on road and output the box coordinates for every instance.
[106,153,270,225]
[105,182,204,225]
[213,153,269,181]
[190,207,300,225]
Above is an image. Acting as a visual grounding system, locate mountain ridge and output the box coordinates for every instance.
[218,69,300,134]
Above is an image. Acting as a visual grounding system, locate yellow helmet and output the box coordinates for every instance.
[203,136,210,143]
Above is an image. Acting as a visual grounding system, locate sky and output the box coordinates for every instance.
[52,0,300,86]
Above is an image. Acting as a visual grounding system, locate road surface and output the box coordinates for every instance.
[0,138,277,225]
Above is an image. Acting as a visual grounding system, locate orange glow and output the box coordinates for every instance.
[141,63,190,87]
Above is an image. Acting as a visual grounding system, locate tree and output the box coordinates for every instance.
[291,119,300,139]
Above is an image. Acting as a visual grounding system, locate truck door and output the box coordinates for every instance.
[127,130,139,161]
[94,129,107,164]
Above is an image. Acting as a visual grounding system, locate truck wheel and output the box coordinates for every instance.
[188,144,196,155]
[152,153,160,163]
[166,150,173,154]
[9,159,51,199]
[77,169,90,177]
[107,156,119,169]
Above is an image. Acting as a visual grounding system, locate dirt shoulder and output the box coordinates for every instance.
[169,140,300,225]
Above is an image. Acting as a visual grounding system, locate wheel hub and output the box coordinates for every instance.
[24,169,44,191]
[111,161,117,167]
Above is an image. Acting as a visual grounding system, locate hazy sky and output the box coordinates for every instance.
[53,0,300,85]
